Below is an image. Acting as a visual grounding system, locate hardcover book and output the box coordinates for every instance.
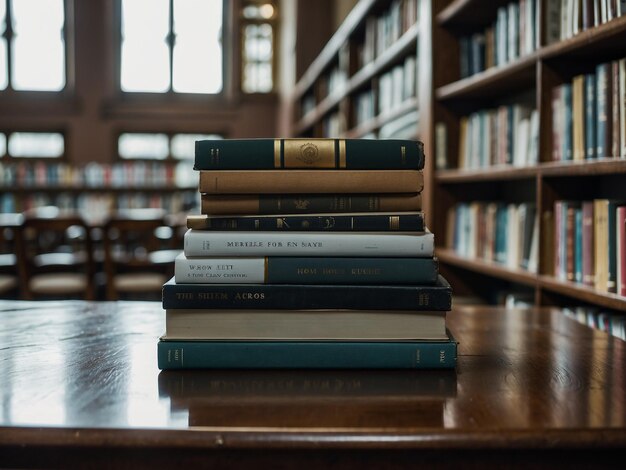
[194,138,425,170]
[200,193,423,214]
[162,274,452,310]
[187,211,425,231]
[183,229,435,257]
[163,309,448,341]
[157,334,458,370]
[198,169,424,194]
[174,253,439,285]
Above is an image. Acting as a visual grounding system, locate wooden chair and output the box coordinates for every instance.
[17,206,96,300]
[0,213,23,298]
[102,208,181,300]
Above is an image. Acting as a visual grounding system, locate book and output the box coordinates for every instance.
[174,253,439,285]
[183,229,435,257]
[163,309,448,341]
[186,211,425,231]
[198,169,424,194]
[200,193,423,214]
[617,205,626,296]
[162,274,452,310]
[157,335,458,370]
[194,138,425,170]
[582,201,595,286]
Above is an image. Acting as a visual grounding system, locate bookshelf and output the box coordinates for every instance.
[0,159,198,220]
[289,0,626,337]
[431,0,626,331]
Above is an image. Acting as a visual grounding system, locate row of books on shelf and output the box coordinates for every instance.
[158,137,457,370]
[0,191,198,216]
[0,160,197,188]
[546,0,626,43]
[459,0,539,79]
[446,201,539,273]
[553,199,626,296]
[458,103,539,169]
[552,59,626,161]
[358,0,419,70]
[562,305,626,341]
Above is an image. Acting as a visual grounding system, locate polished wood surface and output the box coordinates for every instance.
[0,301,624,468]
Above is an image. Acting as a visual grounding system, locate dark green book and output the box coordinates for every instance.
[162,274,452,310]
[157,335,458,370]
[174,254,438,285]
[194,138,425,170]
[187,211,424,231]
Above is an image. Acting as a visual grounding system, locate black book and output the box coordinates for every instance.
[162,274,452,311]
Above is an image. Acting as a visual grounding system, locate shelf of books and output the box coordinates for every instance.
[291,0,421,141]
[0,160,198,218]
[430,0,626,339]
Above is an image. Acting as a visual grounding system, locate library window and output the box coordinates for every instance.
[0,0,66,91]
[120,0,223,94]
[241,1,276,93]
[0,131,64,158]
[118,132,222,186]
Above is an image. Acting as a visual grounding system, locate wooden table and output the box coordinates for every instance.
[0,301,624,468]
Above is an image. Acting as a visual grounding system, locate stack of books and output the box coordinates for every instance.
[157,138,456,370]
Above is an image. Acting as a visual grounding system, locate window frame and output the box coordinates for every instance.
[0,0,74,97]
[113,0,234,102]
[0,128,68,161]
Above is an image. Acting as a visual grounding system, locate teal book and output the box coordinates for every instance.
[584,72,596,159]
[174,253,439,285]
[194,138,425,170]
[157,335,458,370]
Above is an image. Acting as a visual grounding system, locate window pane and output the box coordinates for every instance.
[172,0,222,93]
[11,0,65,91]
[118,133,169,159]
[0,2,7,90]
[121,0,169,92]
[243,23,273,93]
[171,133,221,160]
[8,132,64,158]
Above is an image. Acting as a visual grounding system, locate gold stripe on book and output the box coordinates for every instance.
[339,139,346,168]
[283,139,335,168]
[264,257,269,281]
[390,216,400,230]
[274,139,281,168]
[277,218,284,229]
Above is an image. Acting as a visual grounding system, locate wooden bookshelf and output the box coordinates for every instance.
[288,0,626,333]
[430,0,626,324]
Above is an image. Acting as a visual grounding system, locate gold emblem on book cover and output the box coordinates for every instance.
[298,143,320,164]
[294,198,310,210]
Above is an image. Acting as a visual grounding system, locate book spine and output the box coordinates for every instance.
[596,63,612,158]
[582,201,595,286]
[183,230,435,257]
[198,170,424,194]
[594,199,608,291]
[157,340,457,370]
[200,193,423,214]
[574,207,583,283]
[585,73,596,158]
[562,84,573,160]
[187,212,425,231]
[194,139,425,170]
[162,281,452,310]
[607,201,617,293]
[175,256,439,285]
[617,205,626,296]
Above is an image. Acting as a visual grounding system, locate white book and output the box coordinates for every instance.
[183,229,435,257]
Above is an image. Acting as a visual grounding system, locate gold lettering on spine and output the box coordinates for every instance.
[390,216,400,230]
[339,140,346,168]
[277,219,284,229]
[264,257,269,282]
[283,139,336,168]
[401,145,406,165]
[274,139,281,168]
